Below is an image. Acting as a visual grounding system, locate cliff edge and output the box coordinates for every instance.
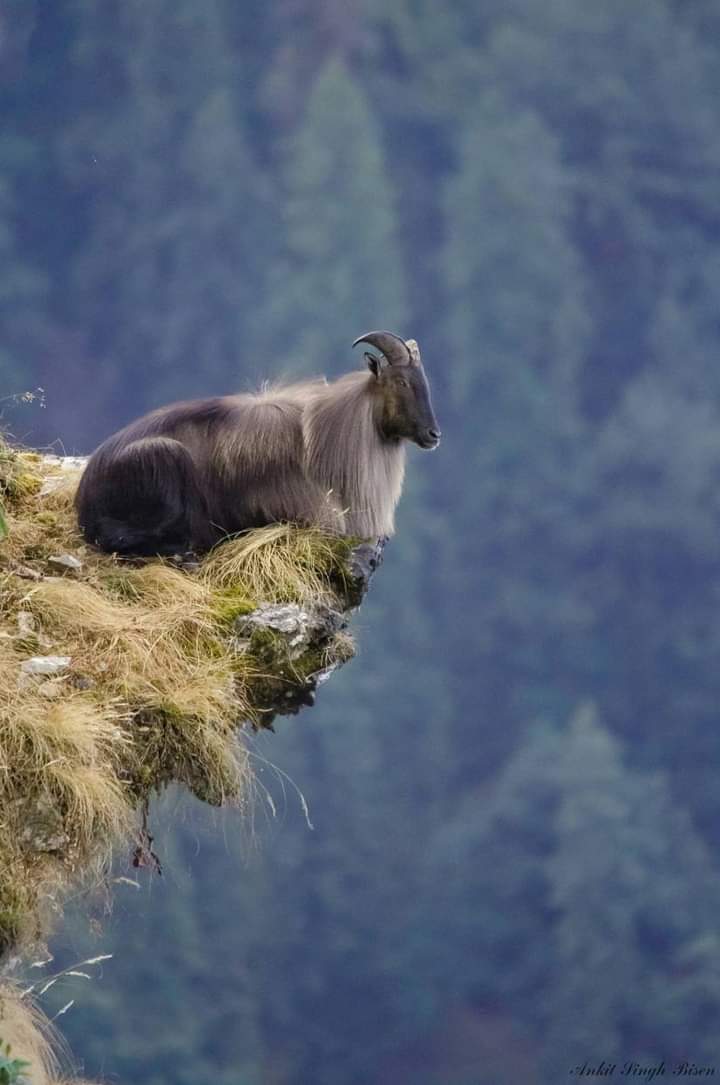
[0,443,383,964]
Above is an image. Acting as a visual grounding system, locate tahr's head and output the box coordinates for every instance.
[353,330,441,450]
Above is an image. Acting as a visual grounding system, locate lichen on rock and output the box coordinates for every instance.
[234,601,356,724]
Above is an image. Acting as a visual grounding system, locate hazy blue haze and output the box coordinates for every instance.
[2,2,720,1081]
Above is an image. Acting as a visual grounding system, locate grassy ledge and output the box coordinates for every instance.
[0,440,373,966]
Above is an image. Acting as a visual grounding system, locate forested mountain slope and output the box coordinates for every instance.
[2,2,720,1082]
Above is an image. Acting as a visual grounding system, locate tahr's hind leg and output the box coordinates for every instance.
[79,437,214,556]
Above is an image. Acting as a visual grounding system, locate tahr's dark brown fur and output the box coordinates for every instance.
[75,332,440,555]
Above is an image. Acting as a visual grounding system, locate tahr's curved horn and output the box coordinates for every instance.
[405,338,422,366]
[352,330,412,367]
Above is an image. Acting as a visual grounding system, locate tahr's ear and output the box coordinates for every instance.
[365,352,381,379]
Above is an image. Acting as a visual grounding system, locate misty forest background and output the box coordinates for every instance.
[3,1,720,1082]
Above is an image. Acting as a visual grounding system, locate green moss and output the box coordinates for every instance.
[291,645,326,678]
[0,878,35,960]
[247,626,283,656]
[327,535,360,560]
[0,909,22,958]
[149,701,187,723]
[0,449,43,505]
[126,706,243,807]
[34,512,58,528]
[238,624,355,727]
[324,534,368,600]
[242,629,295,718]
[19,543,53,562]
[211,589,257,628]
[13,480,39,497]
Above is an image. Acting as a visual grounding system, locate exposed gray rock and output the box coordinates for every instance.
[234,602,346,654]
[25,461,386,729]
[15,795,70,853]
[38,454,87,496]
[345,536,388,605]
[235,602,308,642]
[232,602,351,726]
[48,553,83,572]
[16,612,36,637]
[12,564,42,580]
[21,656,71,676]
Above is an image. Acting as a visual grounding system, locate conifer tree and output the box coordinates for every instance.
[0,175,47,393]
[413,707,720,1075]
[435,94,590,781]
[62,0,275,426]
[271,58,407,378]
[544,706,720,1071]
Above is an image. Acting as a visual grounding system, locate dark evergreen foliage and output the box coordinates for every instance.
[2,1,720,1081]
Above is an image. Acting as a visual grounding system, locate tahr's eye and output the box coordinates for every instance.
[397,377,409,389]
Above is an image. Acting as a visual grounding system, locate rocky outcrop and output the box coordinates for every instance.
[0,450,386,965]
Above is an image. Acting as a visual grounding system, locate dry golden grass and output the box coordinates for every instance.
[201,522,351,604]
[0,985,59,1085]
[0,984,104,1084]
[0,443,357,959]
